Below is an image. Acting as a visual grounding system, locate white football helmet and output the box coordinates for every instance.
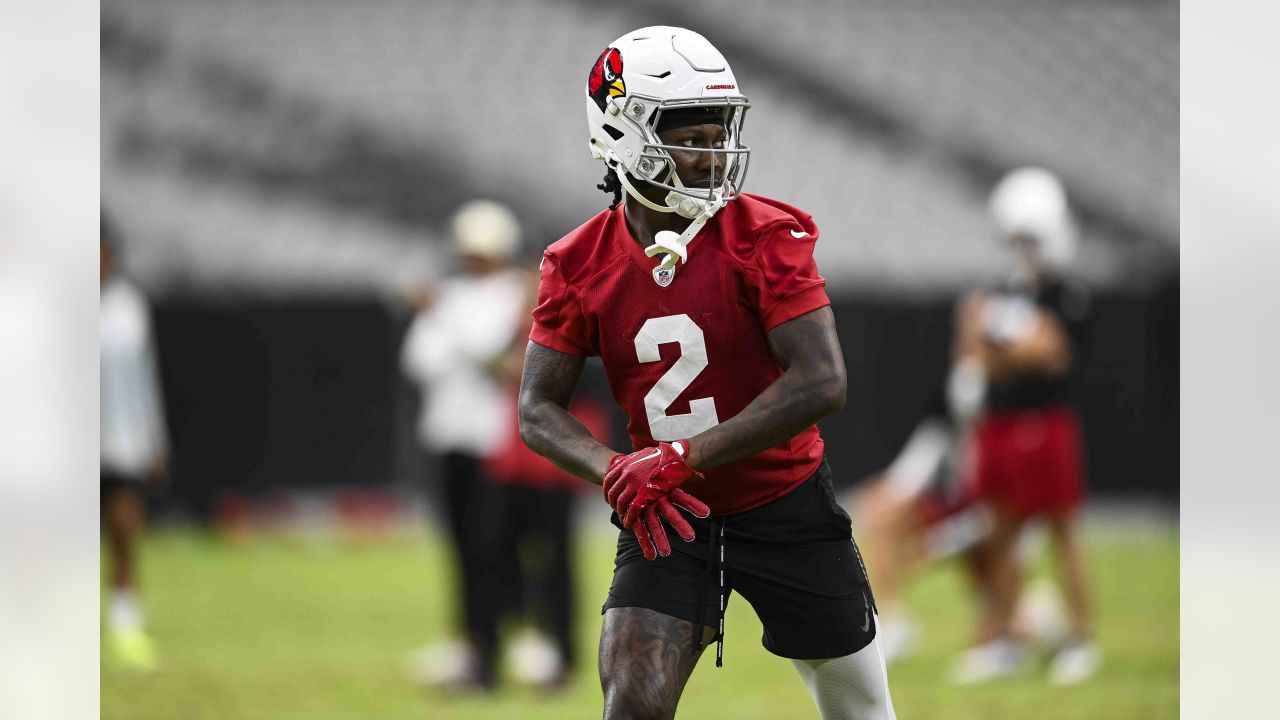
[452,199,520,261]
[988,167,1078,271]
[585,27,750,269]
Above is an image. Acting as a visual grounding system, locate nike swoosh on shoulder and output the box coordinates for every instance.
[789,229,810,239]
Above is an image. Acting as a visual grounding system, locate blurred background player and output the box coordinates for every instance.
[850,360,1067,667]
[850,382,984,664]
[948,168,1099,686]
[100,213,170,671]
[400,200,528,691]
[481,291,613,692]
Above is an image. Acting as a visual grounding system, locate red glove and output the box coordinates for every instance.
[604,440,710,531]
[631,497,702,560]
[604,447,710,560]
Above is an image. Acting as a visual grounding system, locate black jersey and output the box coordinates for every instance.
[985,278,1089,412]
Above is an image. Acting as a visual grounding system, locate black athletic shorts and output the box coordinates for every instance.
[602,457,878,661]
[101,470,144,496]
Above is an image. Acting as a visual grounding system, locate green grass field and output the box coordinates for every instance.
[103,519,1177,719]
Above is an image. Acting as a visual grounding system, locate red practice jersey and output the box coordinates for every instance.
[530,194,831,515]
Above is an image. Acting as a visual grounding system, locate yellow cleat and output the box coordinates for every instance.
[108,629,159,671]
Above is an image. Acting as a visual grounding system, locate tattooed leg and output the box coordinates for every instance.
[599,607,718,720]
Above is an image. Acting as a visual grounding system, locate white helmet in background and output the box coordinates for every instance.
[988,167,1078,271]
[452,199,520,261]
[584,27,750,269]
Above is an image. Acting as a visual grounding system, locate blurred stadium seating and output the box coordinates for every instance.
[103,0,1175,294]
[662,0,1178,242]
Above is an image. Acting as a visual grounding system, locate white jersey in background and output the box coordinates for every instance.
[400,269,527,457]
[100,277,167,478]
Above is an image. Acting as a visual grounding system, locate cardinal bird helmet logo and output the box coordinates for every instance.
[588,47,625,111]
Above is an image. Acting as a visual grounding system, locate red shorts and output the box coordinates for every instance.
[970,405,1084,518]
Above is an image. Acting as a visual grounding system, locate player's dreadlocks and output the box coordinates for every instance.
[598,167,623,209]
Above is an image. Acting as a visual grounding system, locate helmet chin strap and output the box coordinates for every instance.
[611,159,728,272]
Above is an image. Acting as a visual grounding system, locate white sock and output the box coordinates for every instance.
[791,617,897,720]
[108,590,144,633]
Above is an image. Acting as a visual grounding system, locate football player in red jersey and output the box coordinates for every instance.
[518,27,895,720]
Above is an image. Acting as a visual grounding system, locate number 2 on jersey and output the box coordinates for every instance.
[634,314,720,441]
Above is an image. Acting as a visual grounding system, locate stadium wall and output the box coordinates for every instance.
[153,287,1177,519]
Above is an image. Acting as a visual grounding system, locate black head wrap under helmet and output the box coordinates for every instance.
[654,106,727,134]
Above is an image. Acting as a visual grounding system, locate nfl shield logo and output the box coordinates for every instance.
[652,265,675,287]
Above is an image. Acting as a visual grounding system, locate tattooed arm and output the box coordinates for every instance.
[518,340,618,485]
[685,306,846,470]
